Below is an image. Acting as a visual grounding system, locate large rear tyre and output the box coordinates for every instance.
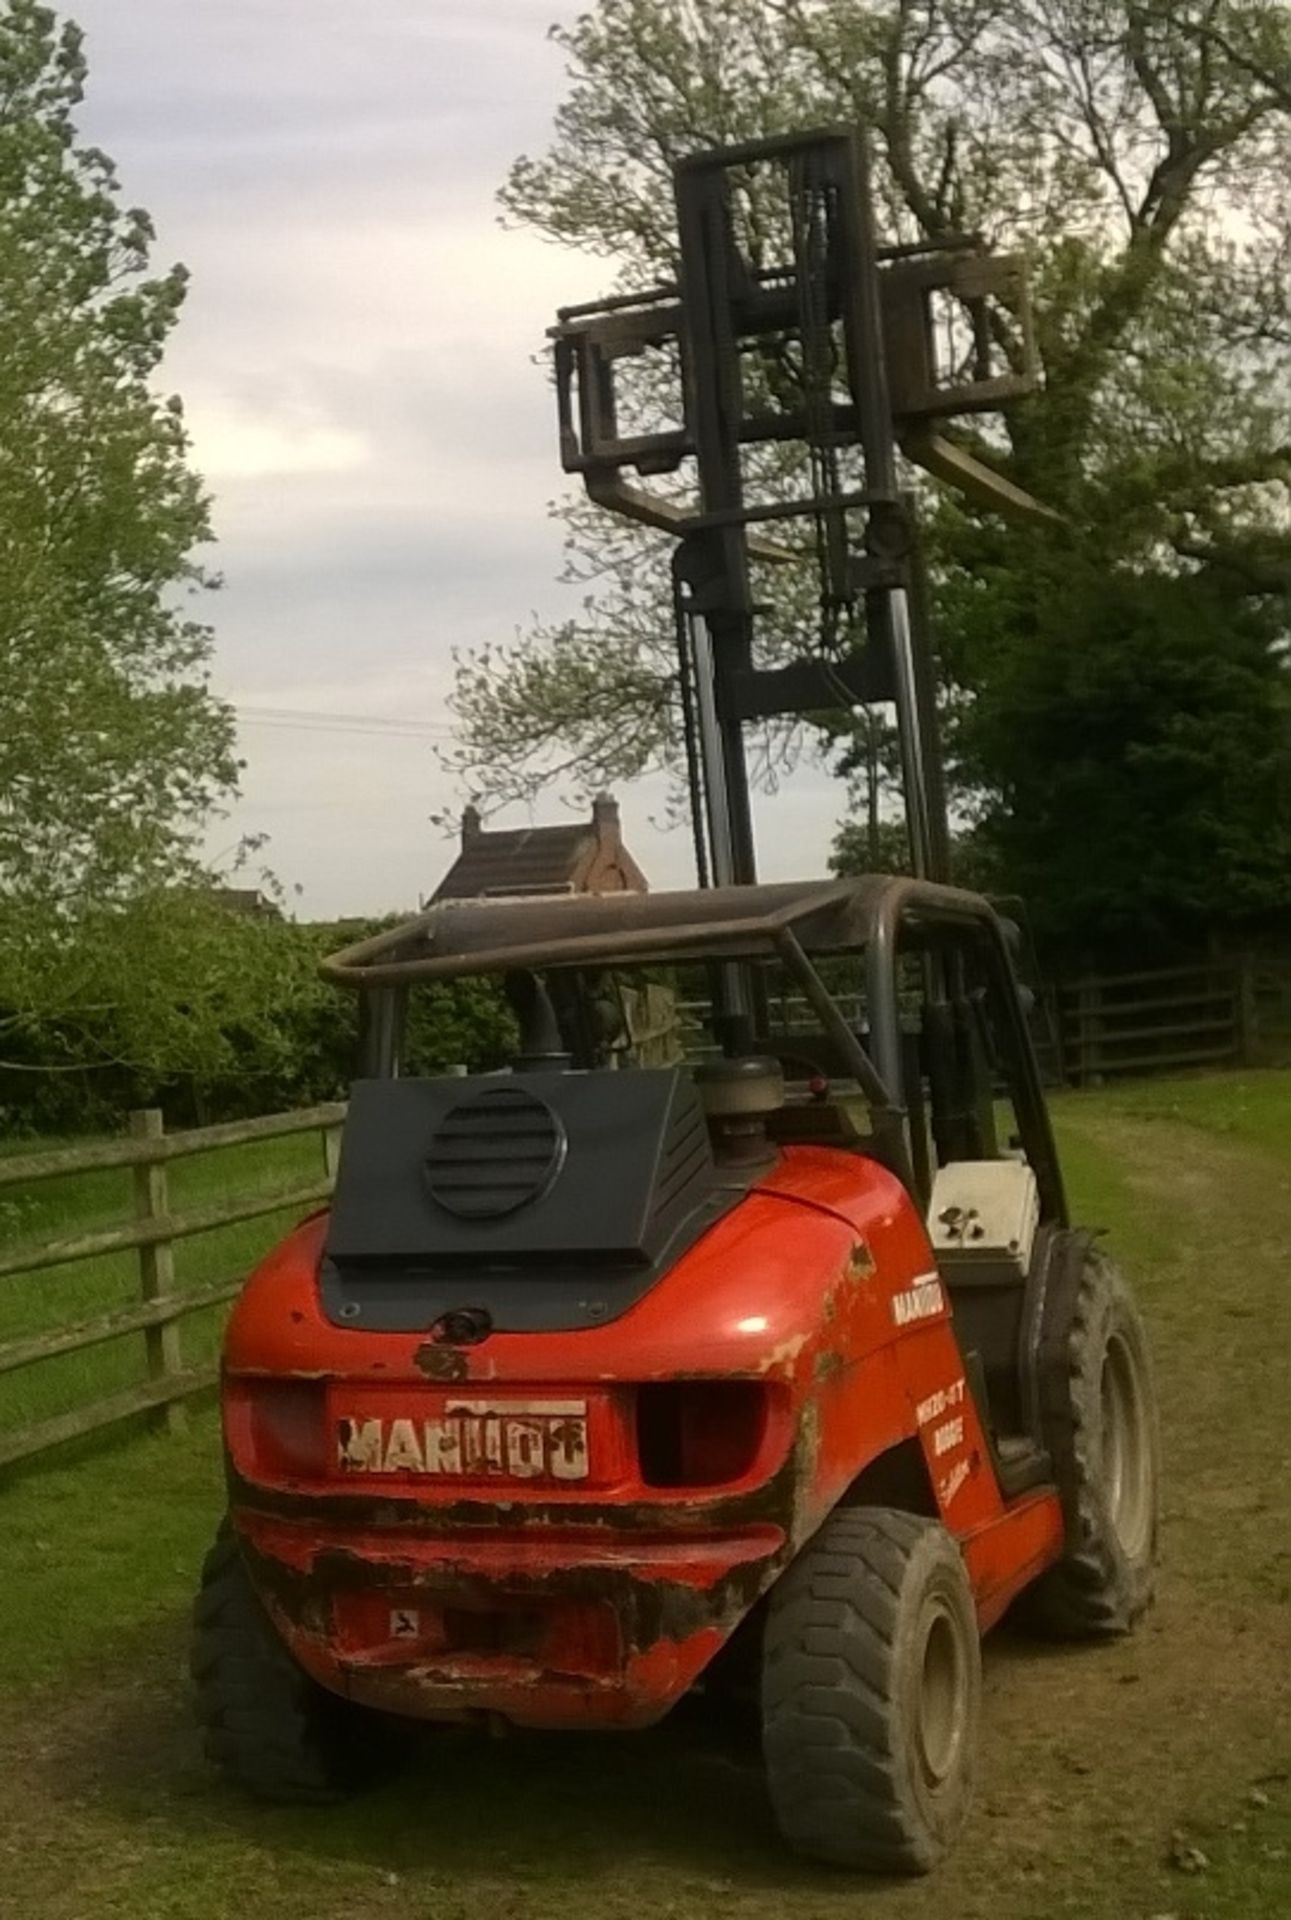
[191,1518,408,1804]
[1020,1242,1160,1636]
[762,1507,980,1873]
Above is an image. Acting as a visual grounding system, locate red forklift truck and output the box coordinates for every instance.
[192,128,1160,1872]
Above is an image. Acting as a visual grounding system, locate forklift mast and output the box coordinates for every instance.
[551,125,1050,894]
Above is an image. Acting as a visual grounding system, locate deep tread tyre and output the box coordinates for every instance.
[761,1507,980,1873]
[1021,1242,1160,1637]
[191,1518,406,1804]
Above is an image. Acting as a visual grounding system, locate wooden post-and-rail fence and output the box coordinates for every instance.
[1052,955,1291,1084]
[0,1102,345,1471]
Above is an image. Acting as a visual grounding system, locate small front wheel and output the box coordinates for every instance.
[761,1507,981,1872]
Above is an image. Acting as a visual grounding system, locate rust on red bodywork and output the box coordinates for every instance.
[222,1143,1064,1728]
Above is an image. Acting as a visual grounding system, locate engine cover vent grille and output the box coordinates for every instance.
[424,1086,566,1220]
[323,1067,736,1333]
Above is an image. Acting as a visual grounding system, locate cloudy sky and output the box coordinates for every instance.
[71,0,846,915]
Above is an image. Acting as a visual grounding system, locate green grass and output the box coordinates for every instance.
[1,1413,225,1688]
[1058,1066,1291,1159]
[1166,1792,1291,1920]
[0,1128,330,1432]
[0,1071,1288,1919]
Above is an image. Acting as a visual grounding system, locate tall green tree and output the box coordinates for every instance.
[0,1,236,921]
[0,2,245,1095]
[953,563,1291,955]
[446,0,1291,944]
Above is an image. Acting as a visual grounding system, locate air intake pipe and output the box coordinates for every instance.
[504,968,571,1072]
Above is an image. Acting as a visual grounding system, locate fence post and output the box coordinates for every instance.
[130,1108,186,1435]
[1071,978,1094,1086]
[1236,955,1258,1066]
[322,1121,341,1185]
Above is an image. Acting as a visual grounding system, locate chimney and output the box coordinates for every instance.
[461,802,483,848]
[592,791,620,850]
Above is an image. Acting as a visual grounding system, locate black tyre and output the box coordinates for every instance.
[762,1507,981,1873]
[191,1518,407,1803]
[1021,1241,1160,1636]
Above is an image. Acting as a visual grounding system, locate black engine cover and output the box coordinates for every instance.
[320,1068,737,1333]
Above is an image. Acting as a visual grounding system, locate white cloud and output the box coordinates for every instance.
[190,405,370,481]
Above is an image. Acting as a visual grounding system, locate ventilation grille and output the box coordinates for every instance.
[650,1097,711,1227]
[424,1086,566,1221]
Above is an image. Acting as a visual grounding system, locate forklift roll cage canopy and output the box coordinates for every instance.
[321,875,1066,1229]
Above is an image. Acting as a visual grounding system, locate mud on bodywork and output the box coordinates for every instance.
[227,1410,821,1728]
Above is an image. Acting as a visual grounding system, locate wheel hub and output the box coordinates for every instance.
[916,1602,967,1789]
[1100,1332,1152,1561]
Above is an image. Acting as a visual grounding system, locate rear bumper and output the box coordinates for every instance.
[235,1510,785,1730]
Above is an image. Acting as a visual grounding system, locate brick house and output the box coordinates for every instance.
[430,794,648,903]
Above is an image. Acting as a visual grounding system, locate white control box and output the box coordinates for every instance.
[926,1160,1040,1286]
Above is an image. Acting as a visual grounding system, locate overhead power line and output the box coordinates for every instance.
[234,703,456,741]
